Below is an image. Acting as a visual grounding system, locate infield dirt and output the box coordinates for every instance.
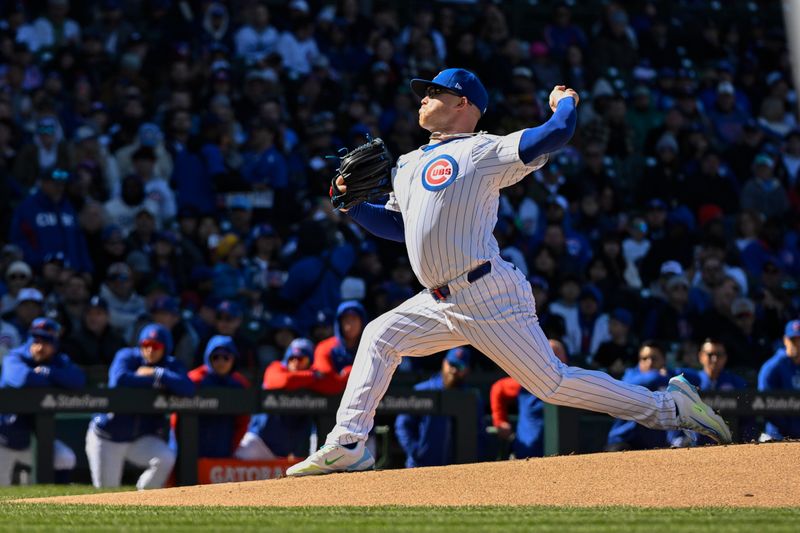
[20,442,799,507]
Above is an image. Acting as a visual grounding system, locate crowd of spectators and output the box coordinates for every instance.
[0,0,799,482]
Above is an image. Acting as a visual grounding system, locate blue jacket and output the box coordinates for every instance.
[241,146,289,188]
[394,375,484,468]
[91,346,194,443]
[9,190,92,272]
[606,367,673,449]
[758,349,800,440]
[279,244,355,334]
[0,341,86,450]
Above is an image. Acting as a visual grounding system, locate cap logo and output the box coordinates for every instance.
[454,82,462,90]
[421,155,459,191]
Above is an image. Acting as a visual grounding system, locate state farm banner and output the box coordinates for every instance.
[197,458,302,484]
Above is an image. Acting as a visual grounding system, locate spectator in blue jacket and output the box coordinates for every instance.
[673,338,749,446]
[9,168,92,273]
[395,347,484,468]
[0,318,86,485]
[86,324,194,490]
[605,340,674,451]
[171,336,250,458]
[758,319,800,441]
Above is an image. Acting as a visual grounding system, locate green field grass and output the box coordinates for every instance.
[0,486,797,532]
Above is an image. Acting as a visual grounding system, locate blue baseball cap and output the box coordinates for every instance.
[138,323,173,354]
[445,346,471,370]
[283,338,314,365]
[216,300,242,318]
[410,68,489,115]
[151,295,180,315]
[29,317,61,344]
[784,319,800,338]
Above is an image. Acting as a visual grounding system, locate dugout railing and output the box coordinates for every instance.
[543,391,800,456]
[0,388,480,485]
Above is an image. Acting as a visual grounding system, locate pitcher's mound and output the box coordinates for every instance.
[20,442,799,507]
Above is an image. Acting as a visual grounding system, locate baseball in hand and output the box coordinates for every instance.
[549,85,580,112]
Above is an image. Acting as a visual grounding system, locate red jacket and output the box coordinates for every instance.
[490,377,521,427]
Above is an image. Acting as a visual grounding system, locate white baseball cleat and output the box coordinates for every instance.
[668,374,732,444]
[286,441,375,477]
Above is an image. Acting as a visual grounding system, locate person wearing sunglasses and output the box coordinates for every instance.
[0,317,85,485]
[170,336,250,459]
[86,323,194,490]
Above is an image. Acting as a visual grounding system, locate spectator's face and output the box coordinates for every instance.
[286,354,310,373]
[108,273,132,298]
[646,208,667,228]
[16,301,42,327]
[6,271,30,292]
[135,212,156,235]
[588,260,607,282]
[667,280,689,306]
[638,346,664,373]
[154,240,173,258]
[340,312,363,345]
[733,308,755,333]
[85,307,108,334]
[274,328,296,350]
[713,279,739,312]
[701,259,724,287]
[140,340,165,364]
[609,318,628,339]
[441,359,468,389]
[701,154,720,175]
[543,226,564,250]
[30,338,56,363]
[64,275,88,303]
[560,281,579,303]
[154,310,179,330]
[104,234,126,258]
[531,285,548,307]
[754,163,773,180]
[210,350,235,376]
[784,336,800,362]
[215,314,241,336]
[698,341,727,378]
[132,156,155,179]
[549,339,568,364]
[178,216,198,238]
[579,297,598,316]
[41,179,66,202]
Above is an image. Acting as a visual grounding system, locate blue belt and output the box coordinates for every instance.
[430,262,492,301]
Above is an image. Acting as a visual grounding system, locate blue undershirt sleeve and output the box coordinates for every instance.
[347,202,406,243]
[519,97,577,164]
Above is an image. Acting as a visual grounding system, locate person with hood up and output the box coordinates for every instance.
[86,324,194,490]
[0,318,85,485]
[170,335,250,458]
[311,300,366,394]
[234,338,343,460]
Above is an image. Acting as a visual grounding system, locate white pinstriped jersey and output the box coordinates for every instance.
[385,129,548,289]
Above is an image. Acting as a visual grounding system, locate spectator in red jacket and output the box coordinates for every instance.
[311,300,365,394]
[235,338,344,459]
[171,335,250,458]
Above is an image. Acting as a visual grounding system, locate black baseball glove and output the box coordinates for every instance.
[330,138,393,210]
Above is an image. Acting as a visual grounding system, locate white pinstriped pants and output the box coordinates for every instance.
[327,256,679,446]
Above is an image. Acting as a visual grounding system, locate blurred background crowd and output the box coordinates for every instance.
[0,0,798,483]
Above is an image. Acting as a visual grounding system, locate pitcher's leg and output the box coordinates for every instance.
[457,269,679,430]
[328,292,465,445]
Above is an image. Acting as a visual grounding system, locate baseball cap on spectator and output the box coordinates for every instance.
[208,2,226,16]
[289,0,310,13]
[74,125,98,143]
[655,133,679,153]
[341,277,366,300]
[512,66,534,79]
[268,313,300,334]
[1,244,23,261]
[579,284,603,305]
[445,346,471,370]
[154,231,177,245]
[16,288,44,306]
[216,300,242,319]
[36,117,57,135]
[410,68,489,116]
[667,206,696,231]
[151,295,180,315]
[88,295,109,311]
[138,123,162,147]
[731,297,755,318]
[698,204,724,226]
[28,317,61,344]
[372,61,391,74]
[766,71,785,87]
[250,224,276,241]
[126,250,152,274]
[610,308,633,328]
[138,323,173,353]
[283,338,314,364]
[784,319,800,338]
[229,195,252,211]
[717,81,735,95]
[6,260,32,280]
[665,275,690,291]
[660,260,683,277]
[647,198,668,211]
[107,262,132,281]
[528,275,550,292]
[753,153,774,168]
[212,68,230,82]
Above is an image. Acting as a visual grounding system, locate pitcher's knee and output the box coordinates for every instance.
[362,319,401,359]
